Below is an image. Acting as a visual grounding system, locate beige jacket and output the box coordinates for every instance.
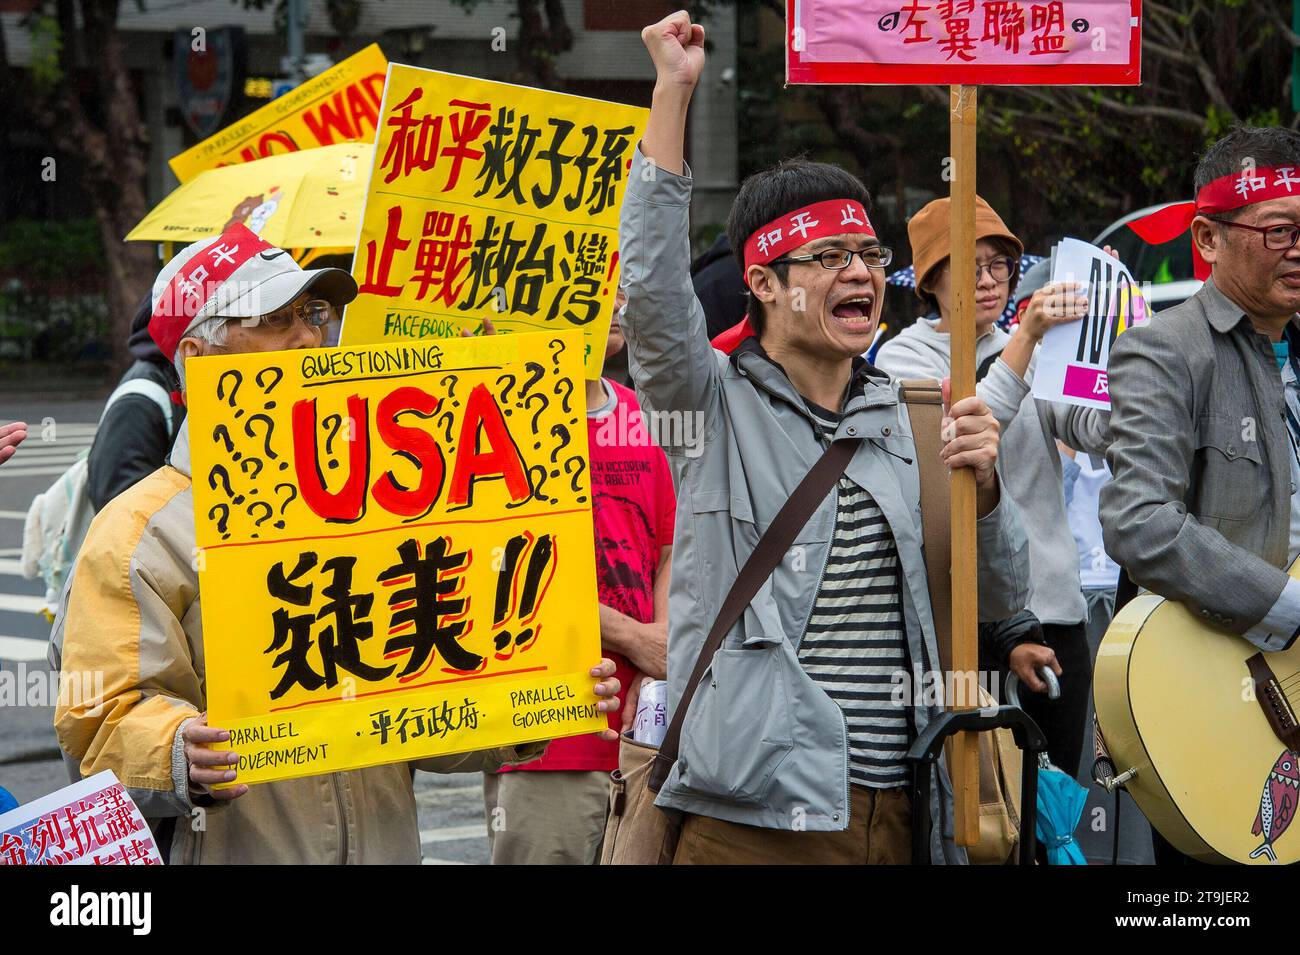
[52,421,544,864]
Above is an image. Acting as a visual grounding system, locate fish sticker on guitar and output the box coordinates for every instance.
[1250,748,1299,863]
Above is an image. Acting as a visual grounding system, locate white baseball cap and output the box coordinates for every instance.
[149,223,357,359]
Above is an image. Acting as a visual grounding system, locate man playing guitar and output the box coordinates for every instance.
[1102,126,1300,864]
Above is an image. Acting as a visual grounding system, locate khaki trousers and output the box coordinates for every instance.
[482,770,611,865]
[673,785,912,865]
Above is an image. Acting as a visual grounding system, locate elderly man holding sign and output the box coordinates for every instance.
[619,11,1029,864]
[51,226,621,865]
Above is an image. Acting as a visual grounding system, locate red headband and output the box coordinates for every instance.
[1127,166,1300,280]
[742,199,875,286]
[149,225,272,359]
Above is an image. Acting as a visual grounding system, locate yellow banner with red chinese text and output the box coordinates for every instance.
[340,65,647,379]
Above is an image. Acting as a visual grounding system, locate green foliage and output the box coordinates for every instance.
[1204,104,1233,139]
[27,14,62,90]
[1247,107,1283,128]
[0,221,108,363]
[0,219,104,285]
[703,0,1293,250]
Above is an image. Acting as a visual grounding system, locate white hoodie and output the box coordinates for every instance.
[876,316,1110,625]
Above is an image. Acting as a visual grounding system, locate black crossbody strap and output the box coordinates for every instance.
[648,437,863,793]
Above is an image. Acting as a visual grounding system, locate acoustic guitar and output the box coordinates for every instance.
[1095,570,1300,865]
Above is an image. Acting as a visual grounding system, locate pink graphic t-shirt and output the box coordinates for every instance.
[501,378,676,772]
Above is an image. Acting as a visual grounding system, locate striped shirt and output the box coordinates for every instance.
[800,404,912,789]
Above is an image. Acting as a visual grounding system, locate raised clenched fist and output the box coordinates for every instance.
[641,10,706,91]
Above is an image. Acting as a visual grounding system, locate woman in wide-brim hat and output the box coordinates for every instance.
[874,195,1110,781]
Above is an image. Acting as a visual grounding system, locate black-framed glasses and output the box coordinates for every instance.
[227,298,334,331]
[1208,217,1300,251]
[772,246,894,271]
[975,256,1017,283]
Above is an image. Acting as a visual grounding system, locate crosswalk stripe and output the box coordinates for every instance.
[5,460,84,473]
[420,857,468,865]
[0,548,22,557]
[0,635,49,662]
[14,432,97,443]
[0,465,80,478]
[8,440,92,452]
[417,824,487,844]
[415,785,482,800]
[0,559,27,576]
[7,448,90,462]
[0,593,46,614]
[12,436,95,447]
[0,511,29,520]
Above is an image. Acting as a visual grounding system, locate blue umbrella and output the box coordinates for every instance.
[887,253,1045,332]
[1035,762,1089,865]
[1006,669,1090,865]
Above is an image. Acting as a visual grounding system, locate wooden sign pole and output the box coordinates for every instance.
[948,83,981,847]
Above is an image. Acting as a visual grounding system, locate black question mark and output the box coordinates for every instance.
[256,366,284,409]
[322,413,343,470]
[526,393,549,433]
[550,423,571,464]
[565,455,587,501]
[496,373,517,413]
[531,464,550,503]
[212,424,241,462]
[519,362,546,402]
[273,482,297,529]
[244,414,283,469]
[506,465,549,508]
[548,338,566,374]
[209,465,244,505]
[217,369,244,419]
[246,500,273,537]
[240,456,264,480]
[438,410,456,444]
[440,373,460,407]
[208,503,231,539]
[553,377,574,414]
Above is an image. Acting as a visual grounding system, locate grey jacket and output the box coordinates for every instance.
[876,318,1110,625]
[1101,277,1298,646]
[619,147,1031,862]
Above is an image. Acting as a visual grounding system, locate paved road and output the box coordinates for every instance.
[0,396,491,864]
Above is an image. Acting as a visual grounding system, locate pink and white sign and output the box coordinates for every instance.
[787,0,1141,85]
[0,771,163,866]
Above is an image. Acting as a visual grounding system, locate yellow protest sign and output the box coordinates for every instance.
[169,44,388,182]
[187,330,603,786]
[339,65,647,378]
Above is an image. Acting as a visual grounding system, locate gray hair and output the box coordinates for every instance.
[172,316,228,391]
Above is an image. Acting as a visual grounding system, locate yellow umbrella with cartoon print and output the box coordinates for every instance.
[126,142,372,251]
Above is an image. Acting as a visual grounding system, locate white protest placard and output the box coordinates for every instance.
[1032,237,1152,410]
[0,770,163,865]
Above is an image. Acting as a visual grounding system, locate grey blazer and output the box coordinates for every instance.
[1100,277,1297,645]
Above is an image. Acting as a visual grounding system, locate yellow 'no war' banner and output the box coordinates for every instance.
[188,330,603,786]
[169,44,389,182]
[340,64,648,378]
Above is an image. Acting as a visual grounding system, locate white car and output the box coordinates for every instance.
[1092,203,1203,312]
